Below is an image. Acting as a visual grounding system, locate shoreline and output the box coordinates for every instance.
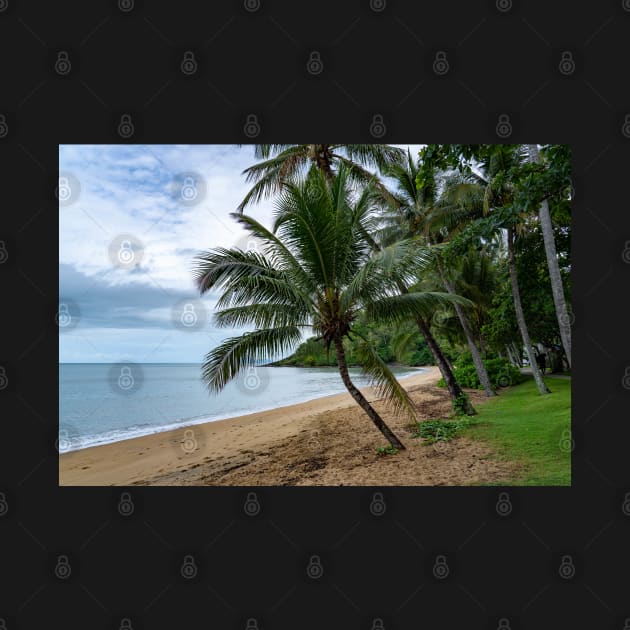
[60,366,427,454]
[59,368,441,486]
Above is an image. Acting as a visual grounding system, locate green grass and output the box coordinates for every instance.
[463,375,571,486]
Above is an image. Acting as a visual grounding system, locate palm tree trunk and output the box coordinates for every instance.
[505,343,519,367]
[507,227,550,395]
[527,144,571,368]
[333,336,406,450]
[391,280,476,415]
[435,258,496,397]
[415,316,477,415]
[315,144,334,180]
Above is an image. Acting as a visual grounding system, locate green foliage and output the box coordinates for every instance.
[481,218,570,353]
[194,164,448,425]
[376,445,399,456]
[412,417,476,444]
[275,318,436,367]
[437,351,523,390]
[407,346,435,366]
[453,392,472,416]
[274,337,337,367]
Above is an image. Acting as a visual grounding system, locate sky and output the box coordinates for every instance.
[59,144,423,363]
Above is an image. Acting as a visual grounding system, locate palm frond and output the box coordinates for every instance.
[340,144,406,170]
[237,146,310,211]
[366,291,473,325]
[229,212,315,292]
[202,326,303,393]
[193,247,278,294]
[391,324,420,360]
[340,238,432,310]
[213,303,311,329]
[353,331,417,422]
[253,144,300,159]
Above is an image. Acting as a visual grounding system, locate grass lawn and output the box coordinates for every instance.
[465,375,571,486]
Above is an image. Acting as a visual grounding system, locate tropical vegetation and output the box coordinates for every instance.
[193,143,571,454]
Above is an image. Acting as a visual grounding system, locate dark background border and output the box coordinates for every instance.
[1,1,629,628]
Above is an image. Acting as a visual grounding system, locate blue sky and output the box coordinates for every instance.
[59,144,423,363]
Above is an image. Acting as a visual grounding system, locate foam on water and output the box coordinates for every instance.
[59,363,426,452]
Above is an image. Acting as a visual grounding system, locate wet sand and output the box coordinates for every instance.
[59,367,520,486]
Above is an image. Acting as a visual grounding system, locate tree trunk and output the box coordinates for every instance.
[436,257,496,397]
[391,280,475,414]
[527,144,571,368]
[415,316,477,415]
[505,343,519,367]
[507,227,550,395]
[333,336,406,450]
[511,342,523,367]
[315,144,334,180]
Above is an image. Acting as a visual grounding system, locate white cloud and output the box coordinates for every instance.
[60,144,421,362]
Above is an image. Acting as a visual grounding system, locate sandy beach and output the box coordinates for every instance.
[59,367,520,486]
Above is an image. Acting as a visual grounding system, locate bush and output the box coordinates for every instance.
[437,352,523,390]
[407,347,434,366]
[412,417,476,443]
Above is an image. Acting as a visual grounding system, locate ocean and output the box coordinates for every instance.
[59,363,425,452]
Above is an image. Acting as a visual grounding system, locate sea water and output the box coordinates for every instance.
[59,363,425,452]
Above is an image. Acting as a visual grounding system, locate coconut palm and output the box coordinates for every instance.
[429,246,498,355]
[237,144,405,211]
[193,166,467,450]
[527,144,571,368]
[426,145,551,395]
[379,151,496,399]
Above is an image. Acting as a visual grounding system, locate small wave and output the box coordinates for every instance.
[59,367,427,452]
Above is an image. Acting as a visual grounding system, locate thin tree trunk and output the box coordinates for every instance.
[333,337,406,450]
[392,280,476,415]
[505,344,518,367]
[415,316,477,415]
[507,227,550,395]
[478,332,486,357]
[361,233,475,415]
[435,257,496,397]
[527,144,571,368]
[511,342,523,367]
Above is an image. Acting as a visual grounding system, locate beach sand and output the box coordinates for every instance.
[59,367,520,486]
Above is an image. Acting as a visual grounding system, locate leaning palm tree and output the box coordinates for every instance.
[237,144,405,211]
[193,166,467,450]
[378,151,495,399]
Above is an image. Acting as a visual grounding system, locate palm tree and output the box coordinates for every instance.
[430,246,498,358]
[193,166,466,450]
[449,145,551,395]
[527,144,571,368]
[505,225,551,392]
[237,144,405,211]
[380,151,495,399]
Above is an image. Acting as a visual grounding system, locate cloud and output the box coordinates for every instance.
[59,144,421,362]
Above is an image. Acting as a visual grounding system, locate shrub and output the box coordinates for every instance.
[437,352,523,390]
[407,347,434,366]
[412,417,476,444]
[376,445,399,456]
